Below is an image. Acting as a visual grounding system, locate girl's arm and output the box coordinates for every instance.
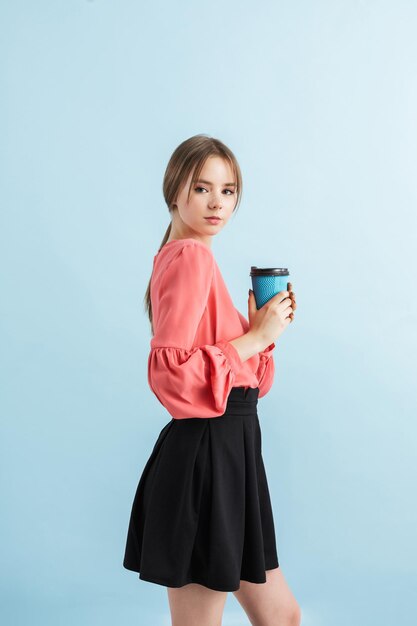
[149,242,250,419]
[231,310,276,398]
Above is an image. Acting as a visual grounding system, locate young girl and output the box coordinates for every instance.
[123,134,301,626]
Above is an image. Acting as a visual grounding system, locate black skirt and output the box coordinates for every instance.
[122,386,279,592]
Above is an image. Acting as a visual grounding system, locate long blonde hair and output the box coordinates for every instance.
[144,134,243,334]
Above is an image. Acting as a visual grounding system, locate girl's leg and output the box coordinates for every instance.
[232,567,301,626]
[167,583,228,626]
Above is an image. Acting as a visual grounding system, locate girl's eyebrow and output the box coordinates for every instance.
[195,179,237,187]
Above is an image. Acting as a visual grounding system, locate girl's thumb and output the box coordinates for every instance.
[248,289,257,319]
[248,289,255,307]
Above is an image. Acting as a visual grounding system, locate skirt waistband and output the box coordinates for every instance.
[223,386,259,416]
[228,386,259,402]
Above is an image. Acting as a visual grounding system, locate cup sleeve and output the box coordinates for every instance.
[256,342,276,398]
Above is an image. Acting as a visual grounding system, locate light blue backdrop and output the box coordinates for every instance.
[1,1,416,625]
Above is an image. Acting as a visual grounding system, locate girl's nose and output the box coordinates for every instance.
[209,196,222,209]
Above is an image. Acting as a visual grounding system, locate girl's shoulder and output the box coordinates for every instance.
[152,238,216,285]
[154,237,213,259]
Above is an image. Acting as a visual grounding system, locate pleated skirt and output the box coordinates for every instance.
[122,386,279,592]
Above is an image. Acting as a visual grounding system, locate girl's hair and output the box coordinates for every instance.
[144,133,243,334]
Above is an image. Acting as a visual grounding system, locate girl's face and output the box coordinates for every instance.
[170,156,238,247]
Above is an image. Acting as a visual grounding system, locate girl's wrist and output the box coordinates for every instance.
[247,330,268,354]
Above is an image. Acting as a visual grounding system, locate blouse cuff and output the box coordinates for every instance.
[259,342,276,358]
[214,339,244,374]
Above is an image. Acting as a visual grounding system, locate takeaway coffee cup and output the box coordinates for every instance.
[250,266,290,310]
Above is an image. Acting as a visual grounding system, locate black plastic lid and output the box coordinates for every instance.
[250,266,289,277]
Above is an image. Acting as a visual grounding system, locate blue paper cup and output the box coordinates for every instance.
[250,266,290,310]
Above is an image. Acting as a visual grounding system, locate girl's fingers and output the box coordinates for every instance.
[287,282,296,320]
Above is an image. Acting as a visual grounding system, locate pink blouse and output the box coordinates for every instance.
[148,238,276,419]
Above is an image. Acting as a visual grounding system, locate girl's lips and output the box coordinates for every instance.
[205,217,221,221]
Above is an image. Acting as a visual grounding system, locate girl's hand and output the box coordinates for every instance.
[288,282,297,322]
[247,282,296,348]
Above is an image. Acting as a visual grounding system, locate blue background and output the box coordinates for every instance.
[1,1,416,624]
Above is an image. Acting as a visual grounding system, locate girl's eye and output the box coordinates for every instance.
[194,187,235,195]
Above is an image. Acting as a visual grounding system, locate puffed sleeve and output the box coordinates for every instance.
[256,342,276,398]
[148,243,244,419]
